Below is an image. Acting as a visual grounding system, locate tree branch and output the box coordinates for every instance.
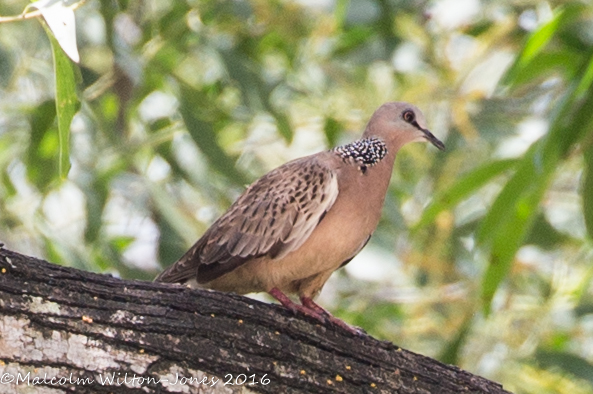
[0,0,85,24]
[0,246,512,393]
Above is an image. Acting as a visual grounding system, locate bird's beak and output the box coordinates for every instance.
[422,128,445,151]
[411,120,445,150]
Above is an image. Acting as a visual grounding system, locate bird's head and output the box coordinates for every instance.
[364,102,445,151]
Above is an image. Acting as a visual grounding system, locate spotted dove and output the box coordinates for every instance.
[155,102,445,334]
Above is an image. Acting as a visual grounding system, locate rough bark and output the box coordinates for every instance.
[0,246,512,394]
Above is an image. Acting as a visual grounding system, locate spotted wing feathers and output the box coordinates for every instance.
[155,156,339,284]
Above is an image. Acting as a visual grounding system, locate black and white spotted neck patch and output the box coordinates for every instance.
[331,138,388,173]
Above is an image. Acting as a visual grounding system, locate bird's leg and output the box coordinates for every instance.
[300,296,364,336]
[268,288,326,323]
[299,296,332,317]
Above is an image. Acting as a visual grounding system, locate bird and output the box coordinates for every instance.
[155,102,445,334]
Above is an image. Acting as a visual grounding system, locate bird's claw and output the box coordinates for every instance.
[326,315,365,336]
[300,296,364,336]
[269,288,364,335]
[286,303,328,323]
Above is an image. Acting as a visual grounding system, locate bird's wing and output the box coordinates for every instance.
[154,156,339,284]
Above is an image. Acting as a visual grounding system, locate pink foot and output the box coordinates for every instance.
[268,288,326,323]
[300,296,364,336]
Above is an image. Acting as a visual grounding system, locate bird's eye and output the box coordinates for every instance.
[402,110,415,123]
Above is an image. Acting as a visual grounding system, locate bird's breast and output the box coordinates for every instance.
[266,161,394,285]
[204,158,395,295]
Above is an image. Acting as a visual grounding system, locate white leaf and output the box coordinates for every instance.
[29,0,80,63]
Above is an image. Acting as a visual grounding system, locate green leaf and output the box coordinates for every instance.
[324,117,342,147]
[519,9,564,66]
[505,51,581,87]
[45,24,80,178]
[81,174,109,243]
[219,49,293,142]
[26,100,59,190]
[503,4,584,87]
[536,350,593,386]
[575,298,593,317]
[334,0,350,28]
[439,314,473,365]
[110,236,136,252]
[524,213,573,249]
[333,26,375,56]
[576,54,593,105]
[155,210,186,268]
[477,143,551,248]
[270,109,292,141]
[178,85,250,186]
[584,146,593,240]
[415,159,518,230]
[479,51,593,312]
[145,180,201,246]
[0,47,14,89]
[479,155,550,313]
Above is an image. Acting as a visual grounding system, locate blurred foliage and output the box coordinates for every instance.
[1,0,593,392]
